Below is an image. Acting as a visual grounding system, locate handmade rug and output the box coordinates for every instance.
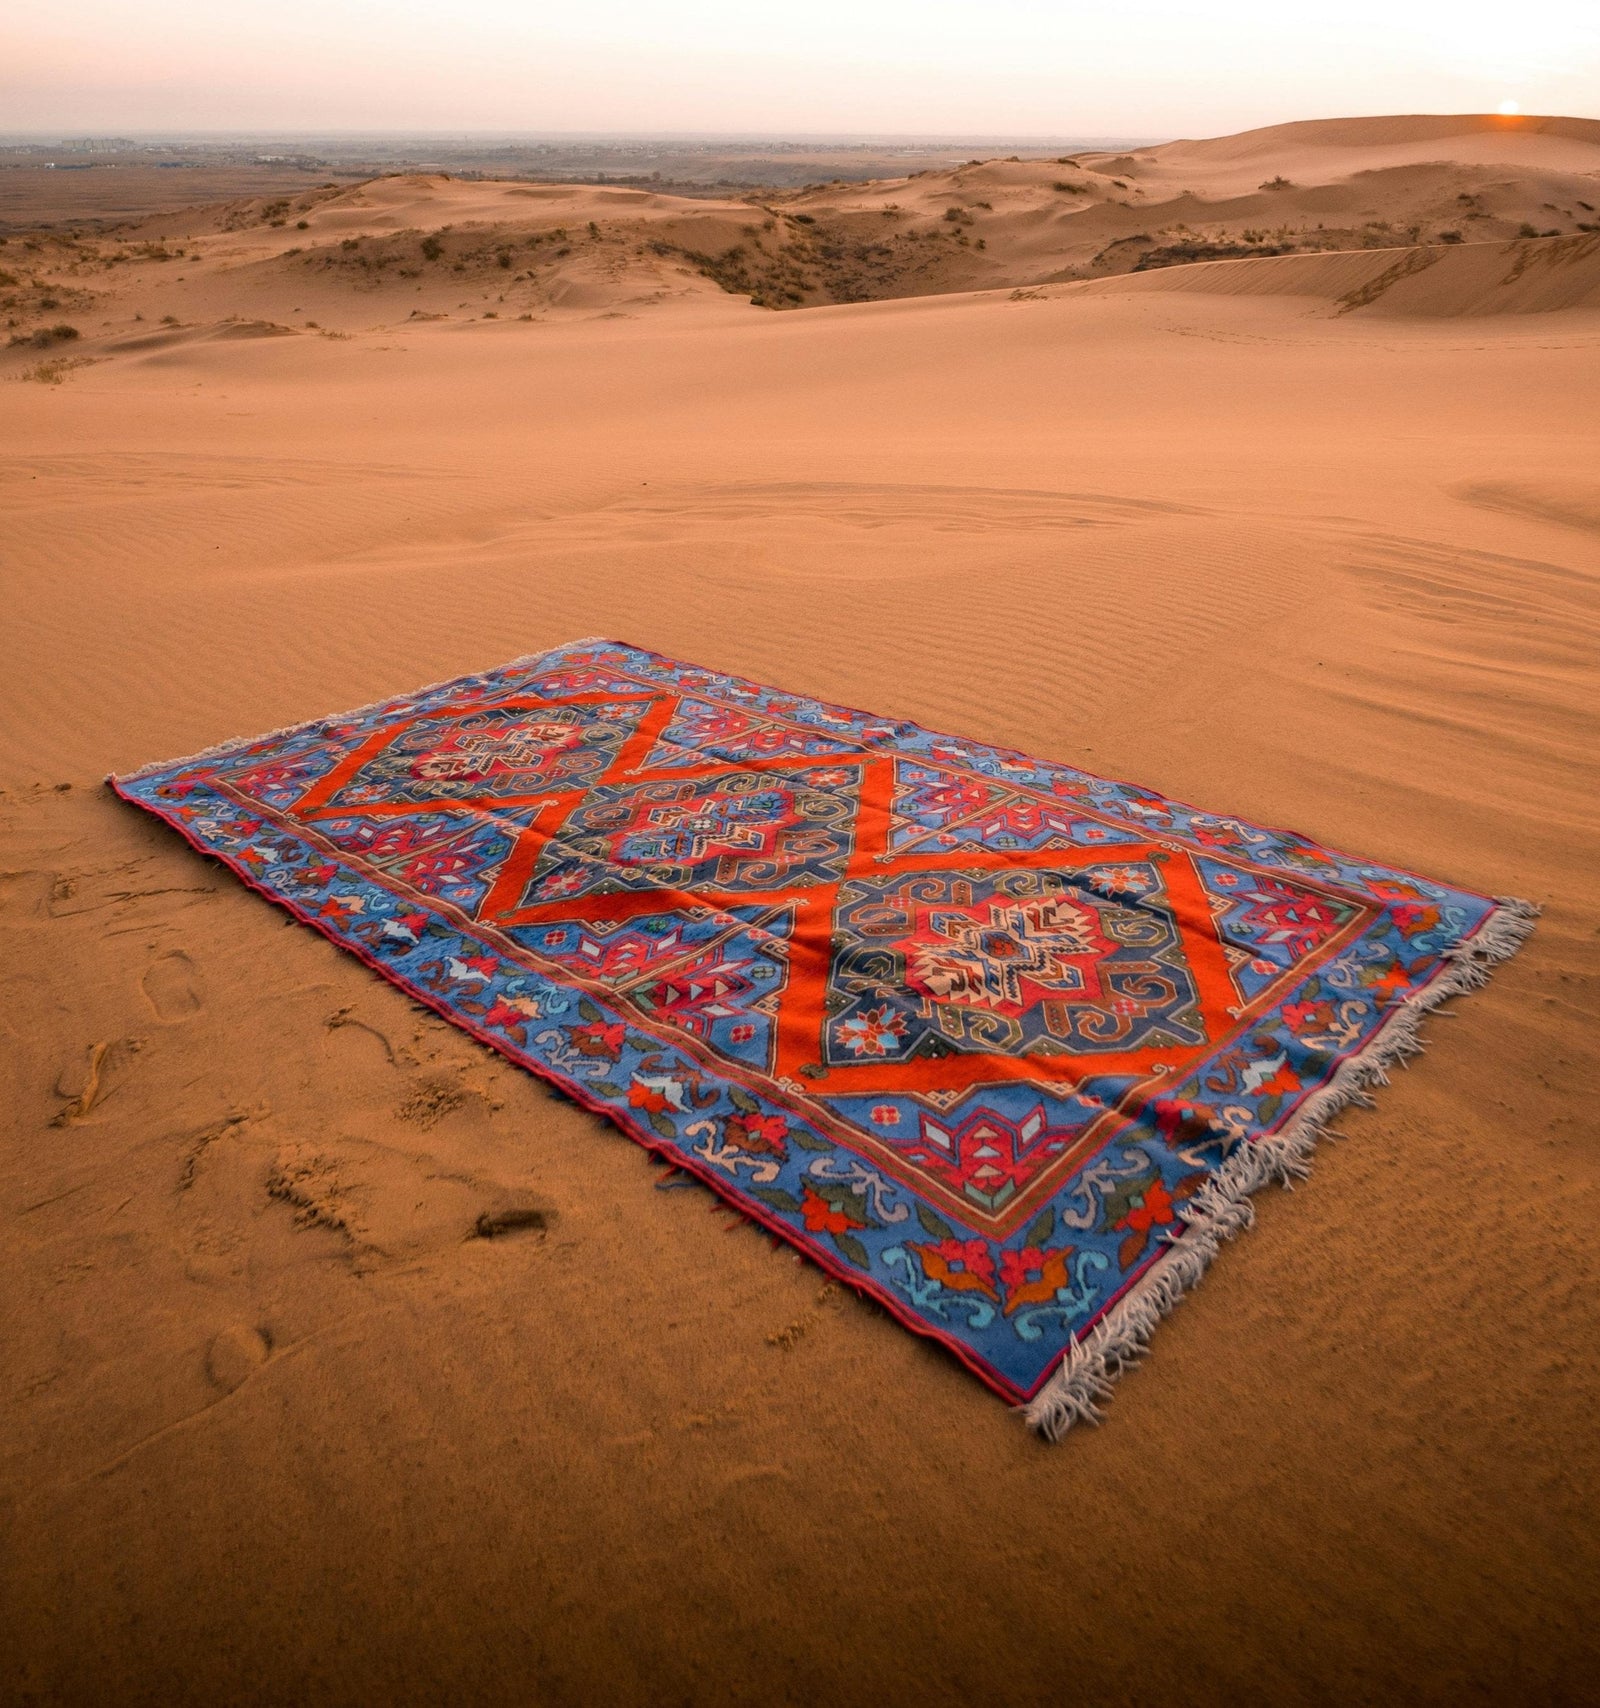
[111,639,1534,1435]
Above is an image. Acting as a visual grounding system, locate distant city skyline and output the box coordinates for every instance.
[7,1,1597,135]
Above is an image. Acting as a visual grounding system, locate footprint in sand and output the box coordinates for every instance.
[141,949,202,1021]
[205,1324,270,1394]
[52,1036,143,1126]
[266,1144,359,1242]
[471,1203,553,1240]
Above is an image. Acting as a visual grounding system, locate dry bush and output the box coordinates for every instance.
[6,322,79,349]
[16,355,95,384]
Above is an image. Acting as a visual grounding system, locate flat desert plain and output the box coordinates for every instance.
[2,116,1598,1705]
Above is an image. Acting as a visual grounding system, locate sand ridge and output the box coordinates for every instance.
[5,111,1600,354]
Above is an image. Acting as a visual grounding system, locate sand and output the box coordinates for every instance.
[3,116,1599,1704]
[8,111,1600,332]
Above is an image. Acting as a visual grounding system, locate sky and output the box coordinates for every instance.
[4,0,1597,138]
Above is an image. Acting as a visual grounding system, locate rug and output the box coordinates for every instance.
[111,639,1535,1435]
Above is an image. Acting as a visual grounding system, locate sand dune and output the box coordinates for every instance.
[1074,230,1600,315]
[6,111,1600,355]
[1109,111,1600,174]
[3,114,1599,1706]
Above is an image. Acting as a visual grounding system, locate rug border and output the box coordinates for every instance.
[108,633,1504,902]
[107,635,1540,1435]
[111,639,618,783]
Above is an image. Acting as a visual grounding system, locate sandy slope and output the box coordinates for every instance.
[5,111,1600,341]
[1073,230,1600,314]
[3,118,1600,1706]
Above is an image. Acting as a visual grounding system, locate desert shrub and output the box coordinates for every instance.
[943,207,973,225]
[1438,230,1463,243]
[420,235,444,260]
[1260,176,1294,190]
[1131,238,1286,271]
[341,237,360,250]
[17,355,92,384]
[1052,182,1083,194]
[1518,222,1539,238]
[587,221,600,238]
[497,250,513,268]
[296,220,309,230]
[8,322,79,349]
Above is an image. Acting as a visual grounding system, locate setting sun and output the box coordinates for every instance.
[1500,99,1521,114]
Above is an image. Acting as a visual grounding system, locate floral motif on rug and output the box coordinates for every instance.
[111,639,1534,1435]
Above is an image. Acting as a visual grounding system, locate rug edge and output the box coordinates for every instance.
[1022,893,1540,1439]
[106,637,619,783]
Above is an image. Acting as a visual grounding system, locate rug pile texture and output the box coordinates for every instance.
[113,640,1534,1434]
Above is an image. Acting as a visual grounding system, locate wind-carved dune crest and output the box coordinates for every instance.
[8,109,1600,358]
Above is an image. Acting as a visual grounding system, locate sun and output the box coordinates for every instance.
[1499,99,1521,115]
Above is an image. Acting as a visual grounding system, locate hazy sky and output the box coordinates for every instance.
[6,0,1597,137]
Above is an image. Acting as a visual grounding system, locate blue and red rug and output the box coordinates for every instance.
[112,639,1534,1434]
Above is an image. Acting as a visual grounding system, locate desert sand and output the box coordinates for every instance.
[3,114,1598,1704]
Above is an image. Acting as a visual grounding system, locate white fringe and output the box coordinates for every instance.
[109,638,620,781]
[1023,894,1539,1439]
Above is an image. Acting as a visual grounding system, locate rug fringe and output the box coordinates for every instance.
[108,637,621,782]
[1022,893,1539,1440]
